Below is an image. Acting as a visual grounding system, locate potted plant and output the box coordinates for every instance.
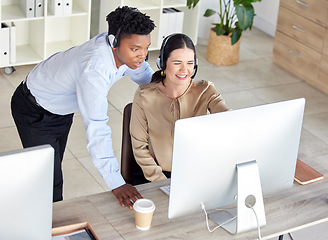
[187,0,261,65]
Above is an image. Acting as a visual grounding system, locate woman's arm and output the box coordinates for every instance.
[206,82,231,113]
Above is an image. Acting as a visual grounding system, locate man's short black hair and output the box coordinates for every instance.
[106,6,155,40]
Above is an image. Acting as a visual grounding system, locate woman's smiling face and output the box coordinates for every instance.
[164,47,195,87]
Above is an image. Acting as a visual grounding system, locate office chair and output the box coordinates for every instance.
[121,103,149,185]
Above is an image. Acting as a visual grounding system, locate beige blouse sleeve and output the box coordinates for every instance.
[130,88,167,182]
[206,82,230,113]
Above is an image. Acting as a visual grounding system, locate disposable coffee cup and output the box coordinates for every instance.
[133,199,156,231]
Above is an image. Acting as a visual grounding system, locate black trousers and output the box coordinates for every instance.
[11,81,74,202]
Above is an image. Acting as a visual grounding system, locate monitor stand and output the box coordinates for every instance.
[209,160,266,234]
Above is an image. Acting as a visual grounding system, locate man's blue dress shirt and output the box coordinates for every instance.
[25,32,153,190]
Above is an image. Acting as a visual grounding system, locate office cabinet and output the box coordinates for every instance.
[0,0,91,68]
[98,0,200,50]
[317,30,328,90]
[273,0,328,94]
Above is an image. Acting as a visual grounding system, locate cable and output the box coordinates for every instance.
[200,202,236,233]
[200,202,262,240]
[246,203,262,240]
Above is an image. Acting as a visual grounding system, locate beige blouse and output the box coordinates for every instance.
[130,80,229,182]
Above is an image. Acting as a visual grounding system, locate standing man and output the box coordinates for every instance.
[11,6,155,209]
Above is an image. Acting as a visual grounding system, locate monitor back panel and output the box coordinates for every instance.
[0,145,54,240]
[168,99,305,219]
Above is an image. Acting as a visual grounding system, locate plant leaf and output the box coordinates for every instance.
[231,27,242,45]
[204,9,217,17]
[235,3,254,30]
[234,0,261,4]
[187,0,200,9]
[213,24,226,36]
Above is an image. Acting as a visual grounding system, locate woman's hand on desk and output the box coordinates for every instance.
[112,184,143,209]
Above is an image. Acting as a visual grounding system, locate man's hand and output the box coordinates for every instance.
[112,184,143,209]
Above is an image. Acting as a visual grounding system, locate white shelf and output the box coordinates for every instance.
[122,0,161,9]
[0,0,91,68]
[163,0,186,8]
[15,44,43,65]
[1,4,26,21]
[98,0,199,50]
[46,40,74,58]
[46,2,89,17]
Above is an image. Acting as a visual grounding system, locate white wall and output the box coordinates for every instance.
[253,0,280,37]
[197,0,280,44]
[197,0,220,45]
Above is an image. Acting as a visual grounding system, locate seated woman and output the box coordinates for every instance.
[130,33,230,182]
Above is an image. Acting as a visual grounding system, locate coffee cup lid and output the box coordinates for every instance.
[133,199,155,213]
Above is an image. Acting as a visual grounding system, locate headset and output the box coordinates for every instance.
[107,8,139,48]
[156,33,198,79]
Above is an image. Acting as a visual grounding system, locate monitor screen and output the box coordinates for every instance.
[168,98,305,233]
[0,145,54,240]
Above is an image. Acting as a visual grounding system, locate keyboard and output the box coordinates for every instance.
[160,185,170,196]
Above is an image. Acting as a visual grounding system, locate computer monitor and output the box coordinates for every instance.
[0,145,54,240]
[168,98,305,234]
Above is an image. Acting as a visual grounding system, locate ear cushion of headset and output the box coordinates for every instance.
[108,34,116,47]
[156,57,162,70]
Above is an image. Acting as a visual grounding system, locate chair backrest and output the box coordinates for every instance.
[121,103,149,185]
